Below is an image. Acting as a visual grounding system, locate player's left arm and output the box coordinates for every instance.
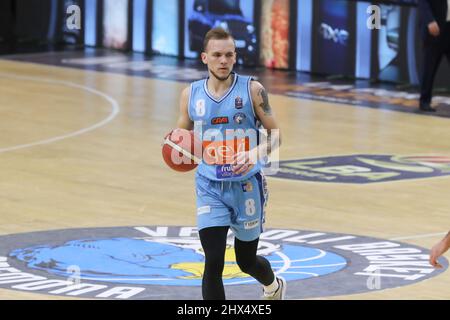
[233,80,281,175]
[250,80,282,152]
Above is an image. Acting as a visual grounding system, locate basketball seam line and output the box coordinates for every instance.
[164,138,201,164]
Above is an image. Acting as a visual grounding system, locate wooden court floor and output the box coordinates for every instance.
[0,59,449,299]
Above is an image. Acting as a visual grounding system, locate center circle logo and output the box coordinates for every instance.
[0,226,446,299]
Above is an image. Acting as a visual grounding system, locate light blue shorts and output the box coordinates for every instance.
[195,171,268,241]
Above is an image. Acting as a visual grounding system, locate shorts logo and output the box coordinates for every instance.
[211,117,229,125]
[235,97,243,109]
[197,206,211,215]
[242,181,253,192]
[244,220,259,230]
[233,112,246,124]
[271,154,450,184]
[0,226,445,299]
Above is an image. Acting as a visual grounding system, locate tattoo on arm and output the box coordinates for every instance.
[258,88,272,116]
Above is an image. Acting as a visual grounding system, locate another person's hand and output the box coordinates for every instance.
[428,21,440,37]
[429,237,450,268]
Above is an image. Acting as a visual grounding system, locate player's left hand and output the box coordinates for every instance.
[232,149,258,175]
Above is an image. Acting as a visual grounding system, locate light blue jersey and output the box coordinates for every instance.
[188,72,268,240]
[188,72,262,182]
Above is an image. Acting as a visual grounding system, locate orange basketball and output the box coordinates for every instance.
[162,129,201,172]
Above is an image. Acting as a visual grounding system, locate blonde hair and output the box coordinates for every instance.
[203,28,235,52]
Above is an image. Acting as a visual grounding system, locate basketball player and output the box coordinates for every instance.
[429,231,450,268]
[176,28,285,300]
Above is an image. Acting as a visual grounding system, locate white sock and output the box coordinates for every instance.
[264,277,279,294]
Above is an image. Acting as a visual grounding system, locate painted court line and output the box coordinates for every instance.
[0,73,120,154]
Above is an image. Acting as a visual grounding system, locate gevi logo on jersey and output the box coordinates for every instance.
[271,155,450,184]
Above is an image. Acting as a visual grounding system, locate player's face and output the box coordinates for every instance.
[201,38,236,81]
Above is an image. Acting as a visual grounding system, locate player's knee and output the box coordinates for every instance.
[236,256,256,274]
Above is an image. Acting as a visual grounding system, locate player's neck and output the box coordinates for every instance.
[207,72,235,98]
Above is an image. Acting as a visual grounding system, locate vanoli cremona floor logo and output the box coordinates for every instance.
[270,155,450,183]
[0,226,446,299]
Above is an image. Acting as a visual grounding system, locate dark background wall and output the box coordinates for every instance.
[0,0,53,43]
[0,0,447,90]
